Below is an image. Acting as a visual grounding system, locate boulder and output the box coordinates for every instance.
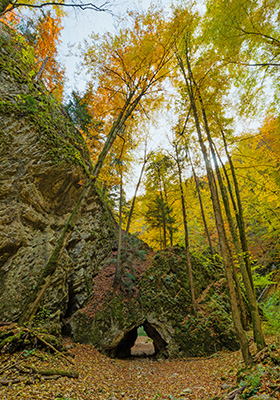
[71,246,239,358]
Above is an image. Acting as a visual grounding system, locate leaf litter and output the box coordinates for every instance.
[0,337,242,400]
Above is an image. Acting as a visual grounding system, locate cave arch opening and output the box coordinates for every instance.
[111,320,167,359]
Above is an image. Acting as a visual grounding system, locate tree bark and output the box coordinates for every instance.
[221,130,266,350]
[221,129,254,290]
[194,83,265,350]
[174,142,197,313]
[114,136,125,287]
[209,141,249,330]
[125,142,148,235]
[189,155,215,256]
[177,48,253,365]
[34,56,49,82]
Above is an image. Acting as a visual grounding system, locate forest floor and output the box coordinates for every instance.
[0,336,243,400]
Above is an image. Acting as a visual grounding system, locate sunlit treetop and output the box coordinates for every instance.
[203,0,280,113]
[82,6,186,131]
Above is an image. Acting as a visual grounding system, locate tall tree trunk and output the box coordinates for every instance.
[160,188,167,249]
[195,80,265,351]
[125,142,148,235]
[157,168,167,248]
[212,144,249,329]
[221,129,254,290]
[188,155,214,256]
[162,178,173,247]
[174,143,197,313]
[114,136,125,287]
[92,92,141,180]
[220,130,266,350]
[177,50,253,365]
[114,170,123,287]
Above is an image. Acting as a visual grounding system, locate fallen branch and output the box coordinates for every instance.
[34,334,75,365]
[253,346,269,362]
[0,360,24,375]
[37,368,79,379]
[0,322,14,327]
[0,378,23,385]
[19,365,78,379]
[270,385,280,396]
[43,375,60,380]
[227,384,247,399]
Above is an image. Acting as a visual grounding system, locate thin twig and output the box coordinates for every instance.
[34,334,75,365]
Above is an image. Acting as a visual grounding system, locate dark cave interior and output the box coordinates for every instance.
[111,320,167,358]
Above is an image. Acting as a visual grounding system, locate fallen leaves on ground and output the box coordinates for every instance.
[0,338,242,400]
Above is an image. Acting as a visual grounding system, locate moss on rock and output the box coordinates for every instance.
[71,246,238,358]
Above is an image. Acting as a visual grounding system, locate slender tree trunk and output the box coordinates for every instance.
[162,179,173,247]
[189,155,214,256]
[174,143,197,313]
[34,56,49,82]
[220,131,266,349]
[177,50,253,365]
[93,92,141,180]
[157,169,167,248]
[114,170,123,287]
[212,146,249,329]
[221,130,254,290]
[209,142,249,329]
[195,82,265,351]
[160,189,167,249]
[125,142,148,235]
[114,136,125,287]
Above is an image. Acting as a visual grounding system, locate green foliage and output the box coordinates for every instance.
[237,365,265,398]
[23,348,35,357]
[32,306,53,328]
[262,290,280,336]
[251,267,276,289]
[66,91,103,134]
[137,326,146,337]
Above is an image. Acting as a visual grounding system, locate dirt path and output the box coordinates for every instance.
[0,340,242,400]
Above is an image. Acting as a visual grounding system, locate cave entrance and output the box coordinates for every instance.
[130,326,155,357]
[112,320,167,359]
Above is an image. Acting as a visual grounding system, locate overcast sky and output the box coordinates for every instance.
[58,0,175,198]
[59,0,174,97]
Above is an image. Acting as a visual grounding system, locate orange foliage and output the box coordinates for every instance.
[34,12,65,101]
[1,9,65,101]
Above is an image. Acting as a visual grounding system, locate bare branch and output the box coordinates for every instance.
[0,1,111,17]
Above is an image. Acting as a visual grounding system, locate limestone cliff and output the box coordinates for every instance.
[0,22,116,328]
[0,22,238,359]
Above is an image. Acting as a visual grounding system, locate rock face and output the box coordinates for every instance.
[0,23,238,358]
[0,23,116,328]
[71,246,239,358]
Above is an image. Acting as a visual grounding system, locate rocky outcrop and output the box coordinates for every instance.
[0,22,116,329]
[71,246,239,358]
[0,22,239,359]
